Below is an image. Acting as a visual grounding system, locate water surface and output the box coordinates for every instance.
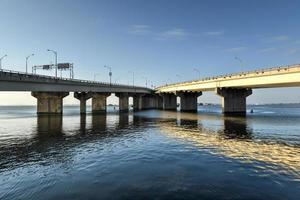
[0,105,299,200]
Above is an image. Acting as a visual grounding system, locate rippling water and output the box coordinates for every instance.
[0,105,300,200]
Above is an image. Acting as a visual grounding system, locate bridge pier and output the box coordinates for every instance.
[133,94,144,111]
[74,92,93,114]
[32,92,69,114]
[155,95,163,109]
[116,93,129,112]
[92,93,111,113]
[216,88,252,115]
[161,93,177,110]
[177,92,202,112]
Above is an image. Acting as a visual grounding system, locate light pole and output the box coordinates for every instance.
[176,74,181,82]
[193,68,200,79]
[234,56,244,69]
[26,54,34,73]
[47,49,57,78]
[142,76,148,87]
[104,65,112,85]
[128,71,135,87]
[0,54,7,70]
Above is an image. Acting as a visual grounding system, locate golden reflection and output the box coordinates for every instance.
[159,114,300,178]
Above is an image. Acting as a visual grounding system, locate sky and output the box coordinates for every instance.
[1,0,300,105]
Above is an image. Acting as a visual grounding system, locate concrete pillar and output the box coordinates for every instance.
[133,94,144,111]
[216,88,252,115]
[74,92,93,114]
[32,92,69,114]
[161,93,177,110]
[116,93,129,112]
[156,95,163,109]
[92,93,111,113]
[177,92,202,112]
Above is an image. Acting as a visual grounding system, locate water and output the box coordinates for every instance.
[0,105,300,200]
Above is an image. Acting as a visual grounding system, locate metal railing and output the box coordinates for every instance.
[0,68,151,90]
[157,63,300,89]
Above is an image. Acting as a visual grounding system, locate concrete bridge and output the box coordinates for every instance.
[0,69,158,114]
[1,64,300,115]
[156,64,300,115]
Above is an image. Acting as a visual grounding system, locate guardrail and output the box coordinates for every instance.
[0,69,151,90]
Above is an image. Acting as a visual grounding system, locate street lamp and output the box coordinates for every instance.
[234,56,244,69]
[142,76,148,87]
[0,54,7,70]
[104,65,112,85]
[26,54,34,73]
[128,71,135,87]
[193,68,200,79]
[47,49,57,78]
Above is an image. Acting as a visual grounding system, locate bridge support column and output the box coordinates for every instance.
[74,92,93,114]
[177,92,202,112]
[216,88,252,115]
[155,95,163,109]
[133,94,144,111]
[92,93,111,113]
[161,93,177,110]
[116,93,129,112]
[32,92,69,114]
[141,94,155,110]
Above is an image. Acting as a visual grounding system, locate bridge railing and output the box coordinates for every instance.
[0,68,150,90]
[157,63,300,88]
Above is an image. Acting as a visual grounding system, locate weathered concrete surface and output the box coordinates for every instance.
[116,93,129,112]
[161,93,177,110]
[216,88,252,115]
[177,92,202,112]
[92,93,111,113]
[74,92,93,114]
[32,92,69,114]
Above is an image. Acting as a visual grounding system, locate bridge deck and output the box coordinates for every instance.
[0,69,152,94]
[157,64,300,93]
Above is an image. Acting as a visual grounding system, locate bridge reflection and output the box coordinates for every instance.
[158,113,300,178]
[0,111,299,180]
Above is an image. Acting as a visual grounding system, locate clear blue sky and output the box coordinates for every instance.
[1,0,300,105]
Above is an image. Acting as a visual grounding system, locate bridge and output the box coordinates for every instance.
[0,69,156,114]
[156,64,300,115]
[1,64,300,115]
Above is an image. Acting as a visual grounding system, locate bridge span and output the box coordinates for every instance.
[0,69,157,114]
[156,64,300,115]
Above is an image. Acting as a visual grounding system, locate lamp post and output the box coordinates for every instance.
[104,65,112,85]
[142,76,148,87]
[234,56,244,69]
[47,49,57,78]
[0,54,7,70]
[128,71,135,87]
[176,74,181,82]
[26,54,34,73]
[193,68,200,79]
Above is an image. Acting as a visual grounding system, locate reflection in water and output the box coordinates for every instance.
[37,114,63,135]
[221,117,252,139]
[91,114,107,132]
[1,108,300,199]
[159,114,300,179]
